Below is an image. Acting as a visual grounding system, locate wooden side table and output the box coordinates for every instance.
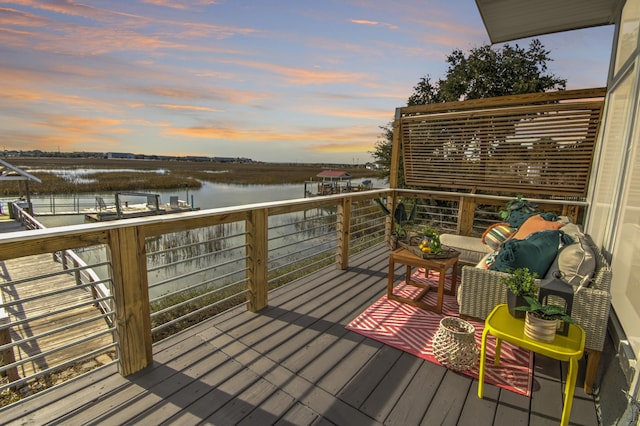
[387,248,459,314]
[478,304,585,426]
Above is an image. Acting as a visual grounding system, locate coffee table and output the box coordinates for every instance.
[478,304,585,426]
[387,248,459,314]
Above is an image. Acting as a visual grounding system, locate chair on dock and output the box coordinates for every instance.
[95,197,107,211]
[169,196,179,209]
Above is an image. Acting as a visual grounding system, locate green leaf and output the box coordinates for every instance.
[374,198,391,215]
[394,202,407,224]
[407,203,418,222]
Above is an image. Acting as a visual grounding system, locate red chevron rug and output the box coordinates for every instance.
[346,271,533,396]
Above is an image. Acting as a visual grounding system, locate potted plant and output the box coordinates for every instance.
[516,295,573,343]
[419,226,442,254]
[375,199,417,248]
[500,267,538,318]
[499,195,538,221]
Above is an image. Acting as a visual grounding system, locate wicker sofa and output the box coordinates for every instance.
[443,232,612,395]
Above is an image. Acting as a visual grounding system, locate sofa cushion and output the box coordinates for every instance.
[440,233,493,264]
[489,229,563,277]
[510,214,564,240]
[481,223,515,251]
[545,235,596,290]
[559,222,584,241]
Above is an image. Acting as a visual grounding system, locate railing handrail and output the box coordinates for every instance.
[7,203,113,320]
[10,202,47,230]
[0,187,586,247]
[392,188,588,206]
[0,188,588,262]
[0,189,392,253]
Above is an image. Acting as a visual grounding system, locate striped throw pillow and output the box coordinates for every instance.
[482,223,515,251]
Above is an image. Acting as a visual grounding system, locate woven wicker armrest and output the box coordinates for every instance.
[459,266,542,320]
[586,235,612,293]
[572,286,611,352]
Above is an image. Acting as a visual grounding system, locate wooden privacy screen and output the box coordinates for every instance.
[394,88,605,197]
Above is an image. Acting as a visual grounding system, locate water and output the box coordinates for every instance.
[27,177,387,227]
[13,178,388,298]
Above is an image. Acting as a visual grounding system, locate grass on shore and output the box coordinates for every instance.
[0,157,381,196]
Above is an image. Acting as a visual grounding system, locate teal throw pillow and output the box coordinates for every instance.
[489,229,563,277]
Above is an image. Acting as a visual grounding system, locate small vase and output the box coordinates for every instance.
[524,312,558,343]
[506,290,527,318]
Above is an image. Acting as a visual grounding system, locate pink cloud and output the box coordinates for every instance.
[140,0,219,11]
[0,2,259,58]
[350,18,398,30]
[220,58,373,86]
[154,104,223,113]
[304,106,393,121]
[163,124,379,152]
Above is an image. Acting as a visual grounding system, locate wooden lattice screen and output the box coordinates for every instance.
[393,88,606,197]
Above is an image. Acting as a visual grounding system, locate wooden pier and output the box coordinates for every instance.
[0,252,114,381]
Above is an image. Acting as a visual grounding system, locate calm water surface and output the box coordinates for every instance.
[30,178,387,227]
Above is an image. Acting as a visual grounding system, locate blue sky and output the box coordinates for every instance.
[0,0,614,164]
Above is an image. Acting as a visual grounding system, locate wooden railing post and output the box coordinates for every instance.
[385,192,398,244]
[72,257,81,286]
[246,208,268,312]
[0,315,19,383]
[337,197,352,269]
[457,196,476,236]
[390,111,402,189]
[562,204,580,224]
[107,226,152,376]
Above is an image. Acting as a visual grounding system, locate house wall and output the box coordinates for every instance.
[586,0,640,401]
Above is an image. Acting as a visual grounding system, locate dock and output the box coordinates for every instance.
[304,170,374,197]
[0,253,114,380]
[85,192,196,222]
[0,214,26,234]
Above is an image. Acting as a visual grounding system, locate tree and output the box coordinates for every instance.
[372,39,567,182]
[370,124,401,185]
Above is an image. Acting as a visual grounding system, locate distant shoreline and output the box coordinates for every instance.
[1,157,381,196]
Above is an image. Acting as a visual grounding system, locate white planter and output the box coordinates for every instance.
[524,312,558,343]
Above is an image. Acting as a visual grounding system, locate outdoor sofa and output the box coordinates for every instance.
[441,216,612,395]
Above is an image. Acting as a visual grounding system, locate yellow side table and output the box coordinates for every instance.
[478,304,585,426]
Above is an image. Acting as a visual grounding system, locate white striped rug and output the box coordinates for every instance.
[346,271,533,396]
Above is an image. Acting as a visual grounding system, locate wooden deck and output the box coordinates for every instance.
[1,244,599,425]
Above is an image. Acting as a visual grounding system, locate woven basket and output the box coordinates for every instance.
[432,316,479,371]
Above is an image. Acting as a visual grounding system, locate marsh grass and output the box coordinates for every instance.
[148,232,382,343]
[0,157,377,195]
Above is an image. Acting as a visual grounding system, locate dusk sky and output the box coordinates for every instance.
[1,1,615,164]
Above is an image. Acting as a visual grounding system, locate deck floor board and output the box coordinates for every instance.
[1,244,599,425]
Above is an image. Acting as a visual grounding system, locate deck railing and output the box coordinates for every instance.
[0,189,587,401]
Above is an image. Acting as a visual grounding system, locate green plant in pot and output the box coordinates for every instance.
[421,226,442,254]
[499,194,538,221]
[516,295,573,343]
[500,267,538,318]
